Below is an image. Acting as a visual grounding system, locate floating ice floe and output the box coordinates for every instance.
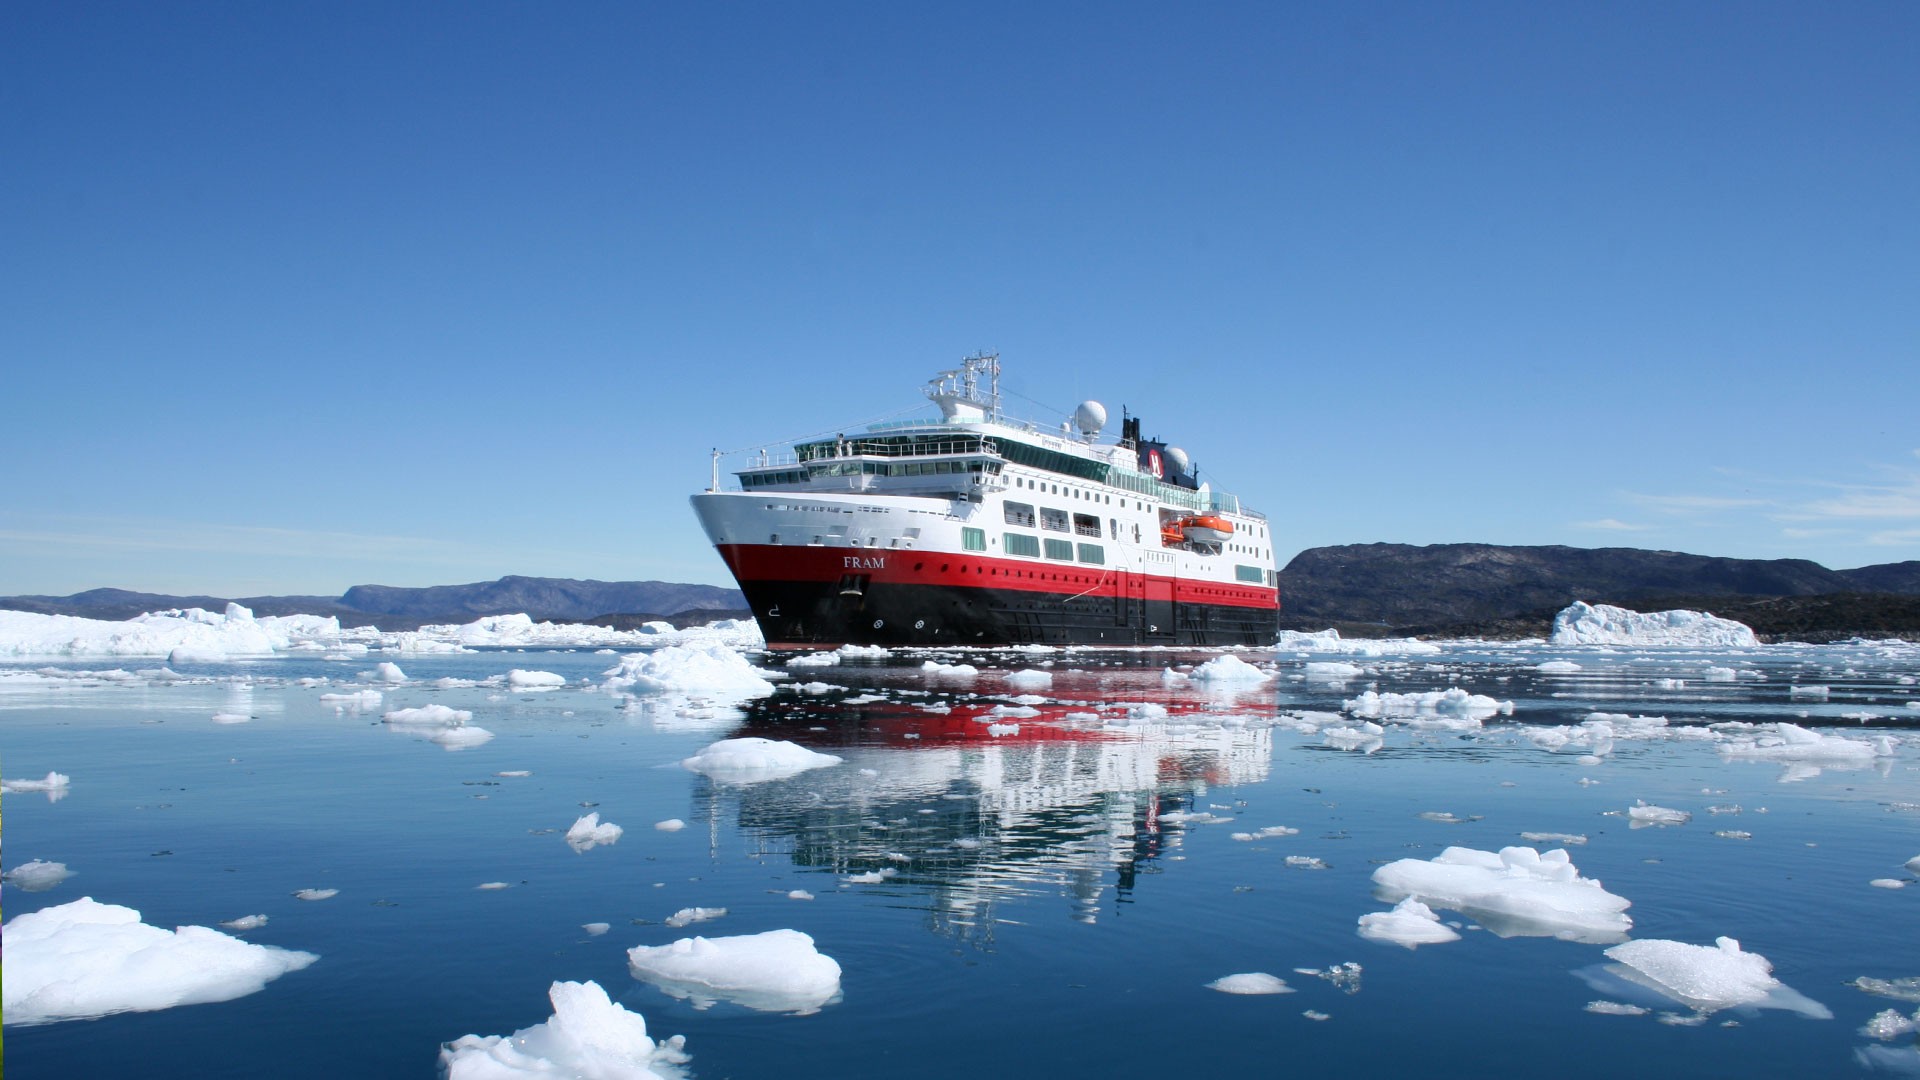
[654,818,687,832]
[382,704,494,749]
[3,859,74,892]
[1357,898,1462,949]
[439,979,688,1080]
[1371,845,1632,943]
[368,661,408,683]
[627,929,842,1014]
[1549,602,1759,648]
[1537,660,1583,674]
[566,812,623,852]
[1585,936,1830,1019]
[1627,801,1691,828]
[680,737,842,782]
[293,888,338,901]
[921,660,979,676]
[1206,972,1295,995]
[1345,688,1513,729]
[664,907,726,928]
[604,644,777,699]
[1274,629,1442,656]
[2,897,318,1025]
[3,771,71,799]
[1189,654,1272,683]
[1004,669,1054,689]
[319,689,383,710]
[785,651,841,667]
[1719,723,1895,765]
[506,669,566,689]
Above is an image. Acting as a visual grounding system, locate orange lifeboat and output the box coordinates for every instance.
[1176,514,1234,545]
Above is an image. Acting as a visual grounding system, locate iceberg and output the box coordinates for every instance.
[603,643,776,698]
[1206,972,1295,994]
[1357,898,1462,948]
[2,897,317,1025]
[1371,845,1632,943]
[440,979,688,1079]
[680,737,842,782]
[1550,602,1759,647]
[1597,936,1829,1018]
[565,812,624,852]
[627,929,842,1013]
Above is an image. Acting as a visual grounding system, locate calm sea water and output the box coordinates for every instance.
[4,640,1918,1078]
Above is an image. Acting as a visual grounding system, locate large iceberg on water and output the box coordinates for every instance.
[0,604,344,659]
[1371,845,1632,943]
[1590,936,1830,1019]
[2,897,318,1025]
[1550,602,1759,647]
[627,929,842,1014]
[440,979,688,1079]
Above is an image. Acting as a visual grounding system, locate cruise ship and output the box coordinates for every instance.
[690,354,1279,647]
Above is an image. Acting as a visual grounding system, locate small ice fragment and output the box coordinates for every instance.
[583,923,611,936]
[654,819,687,832]
[371,661,408,683]
[1862,1007,1920,1041]
[210,712,250,724]
[1303,1010,1331,1021]
[1357,898,1462,949]
[1585,1000,1650,1016]
[1285,856,1328,870]
[845,868,898,884]
[680,737,842,782]
[439,979,687,1078]
[1628,801,1690,827]
[293,888,338,901]
[2,771,71,793]
[495,770,532,778]
[1870,879,1907,890]
[1519,832,1587,846]
[787,890,815,901]
[506,669,566,689]
[3,859,74,892]
[1206,972,1294,995]
[220,915,268,931]
[664,907,727,928]
[566,812,623,852]
[476,882,513,890]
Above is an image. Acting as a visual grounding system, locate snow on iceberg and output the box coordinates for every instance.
[1596,936,1829,1018]
[439,979,688,1080]
[603,644,776,698]
[627,929,842,1014]
[1357,898,1462,949]
[1371,845,1632,943]
[1550,602,1759,647]
[2,897,317,1025]
[680,737,842,783]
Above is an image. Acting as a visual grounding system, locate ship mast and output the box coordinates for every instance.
[925,352,1000,424]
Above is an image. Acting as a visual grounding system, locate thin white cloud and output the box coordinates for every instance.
[1573,518,1647,531]
[0,519,446,562]
[1625,493,1772,513]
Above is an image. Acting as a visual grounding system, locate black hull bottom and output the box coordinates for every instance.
[739,579,1278,648]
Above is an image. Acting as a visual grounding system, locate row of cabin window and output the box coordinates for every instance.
[997,532,1104,564]
[1003,501,1102,536]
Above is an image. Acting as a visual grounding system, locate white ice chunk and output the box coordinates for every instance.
[2,897,317,1025]
[627,929,842,1014]
[1004,669,1054,689]
[1550,602,1758,647]
[1536,660,1583,673]
[1628,801,1692,827]
[3,859,74,892]
[1189,655,1272,683]
[439,979,688,1080]
[654,819,687,832]
[370,661,408,683]
[680,737,842,783]
[2,771,71,794]
[1371,845,1632,943]
[664,907,726,928]
[1357,898,1462,948]
[1345,688,1513,728]
[566,812,624,852]
[1601,936,1827,1017]
[506,669,566,689]
[1206,972,1295,994]
[1719,723,1892,764]
[603,644,776,697]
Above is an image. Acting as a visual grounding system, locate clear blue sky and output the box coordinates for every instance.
[4,2,1916,597]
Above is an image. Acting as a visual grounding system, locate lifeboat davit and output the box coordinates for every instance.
[1176,514,1234,545]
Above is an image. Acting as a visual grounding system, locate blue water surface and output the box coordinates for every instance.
[3,639,1919,1077]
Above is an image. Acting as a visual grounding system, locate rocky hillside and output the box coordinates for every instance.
[1278,543,1920,640]
[1,576,745,630]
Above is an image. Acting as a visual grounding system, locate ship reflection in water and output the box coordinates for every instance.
[685,666,1277,935]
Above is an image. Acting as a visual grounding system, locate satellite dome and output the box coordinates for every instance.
[1165,446,1191,475]
[1074,400,1108,437]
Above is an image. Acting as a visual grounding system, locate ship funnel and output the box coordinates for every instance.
[1074,400,1107,438]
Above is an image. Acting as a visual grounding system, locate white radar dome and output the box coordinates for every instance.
[1074,400,1108,437]
[1165,446,1191,475]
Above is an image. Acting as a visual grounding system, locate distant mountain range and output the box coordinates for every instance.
[0,575,747,631]
[8,547,1920,641]
[1278,543,1920,641]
